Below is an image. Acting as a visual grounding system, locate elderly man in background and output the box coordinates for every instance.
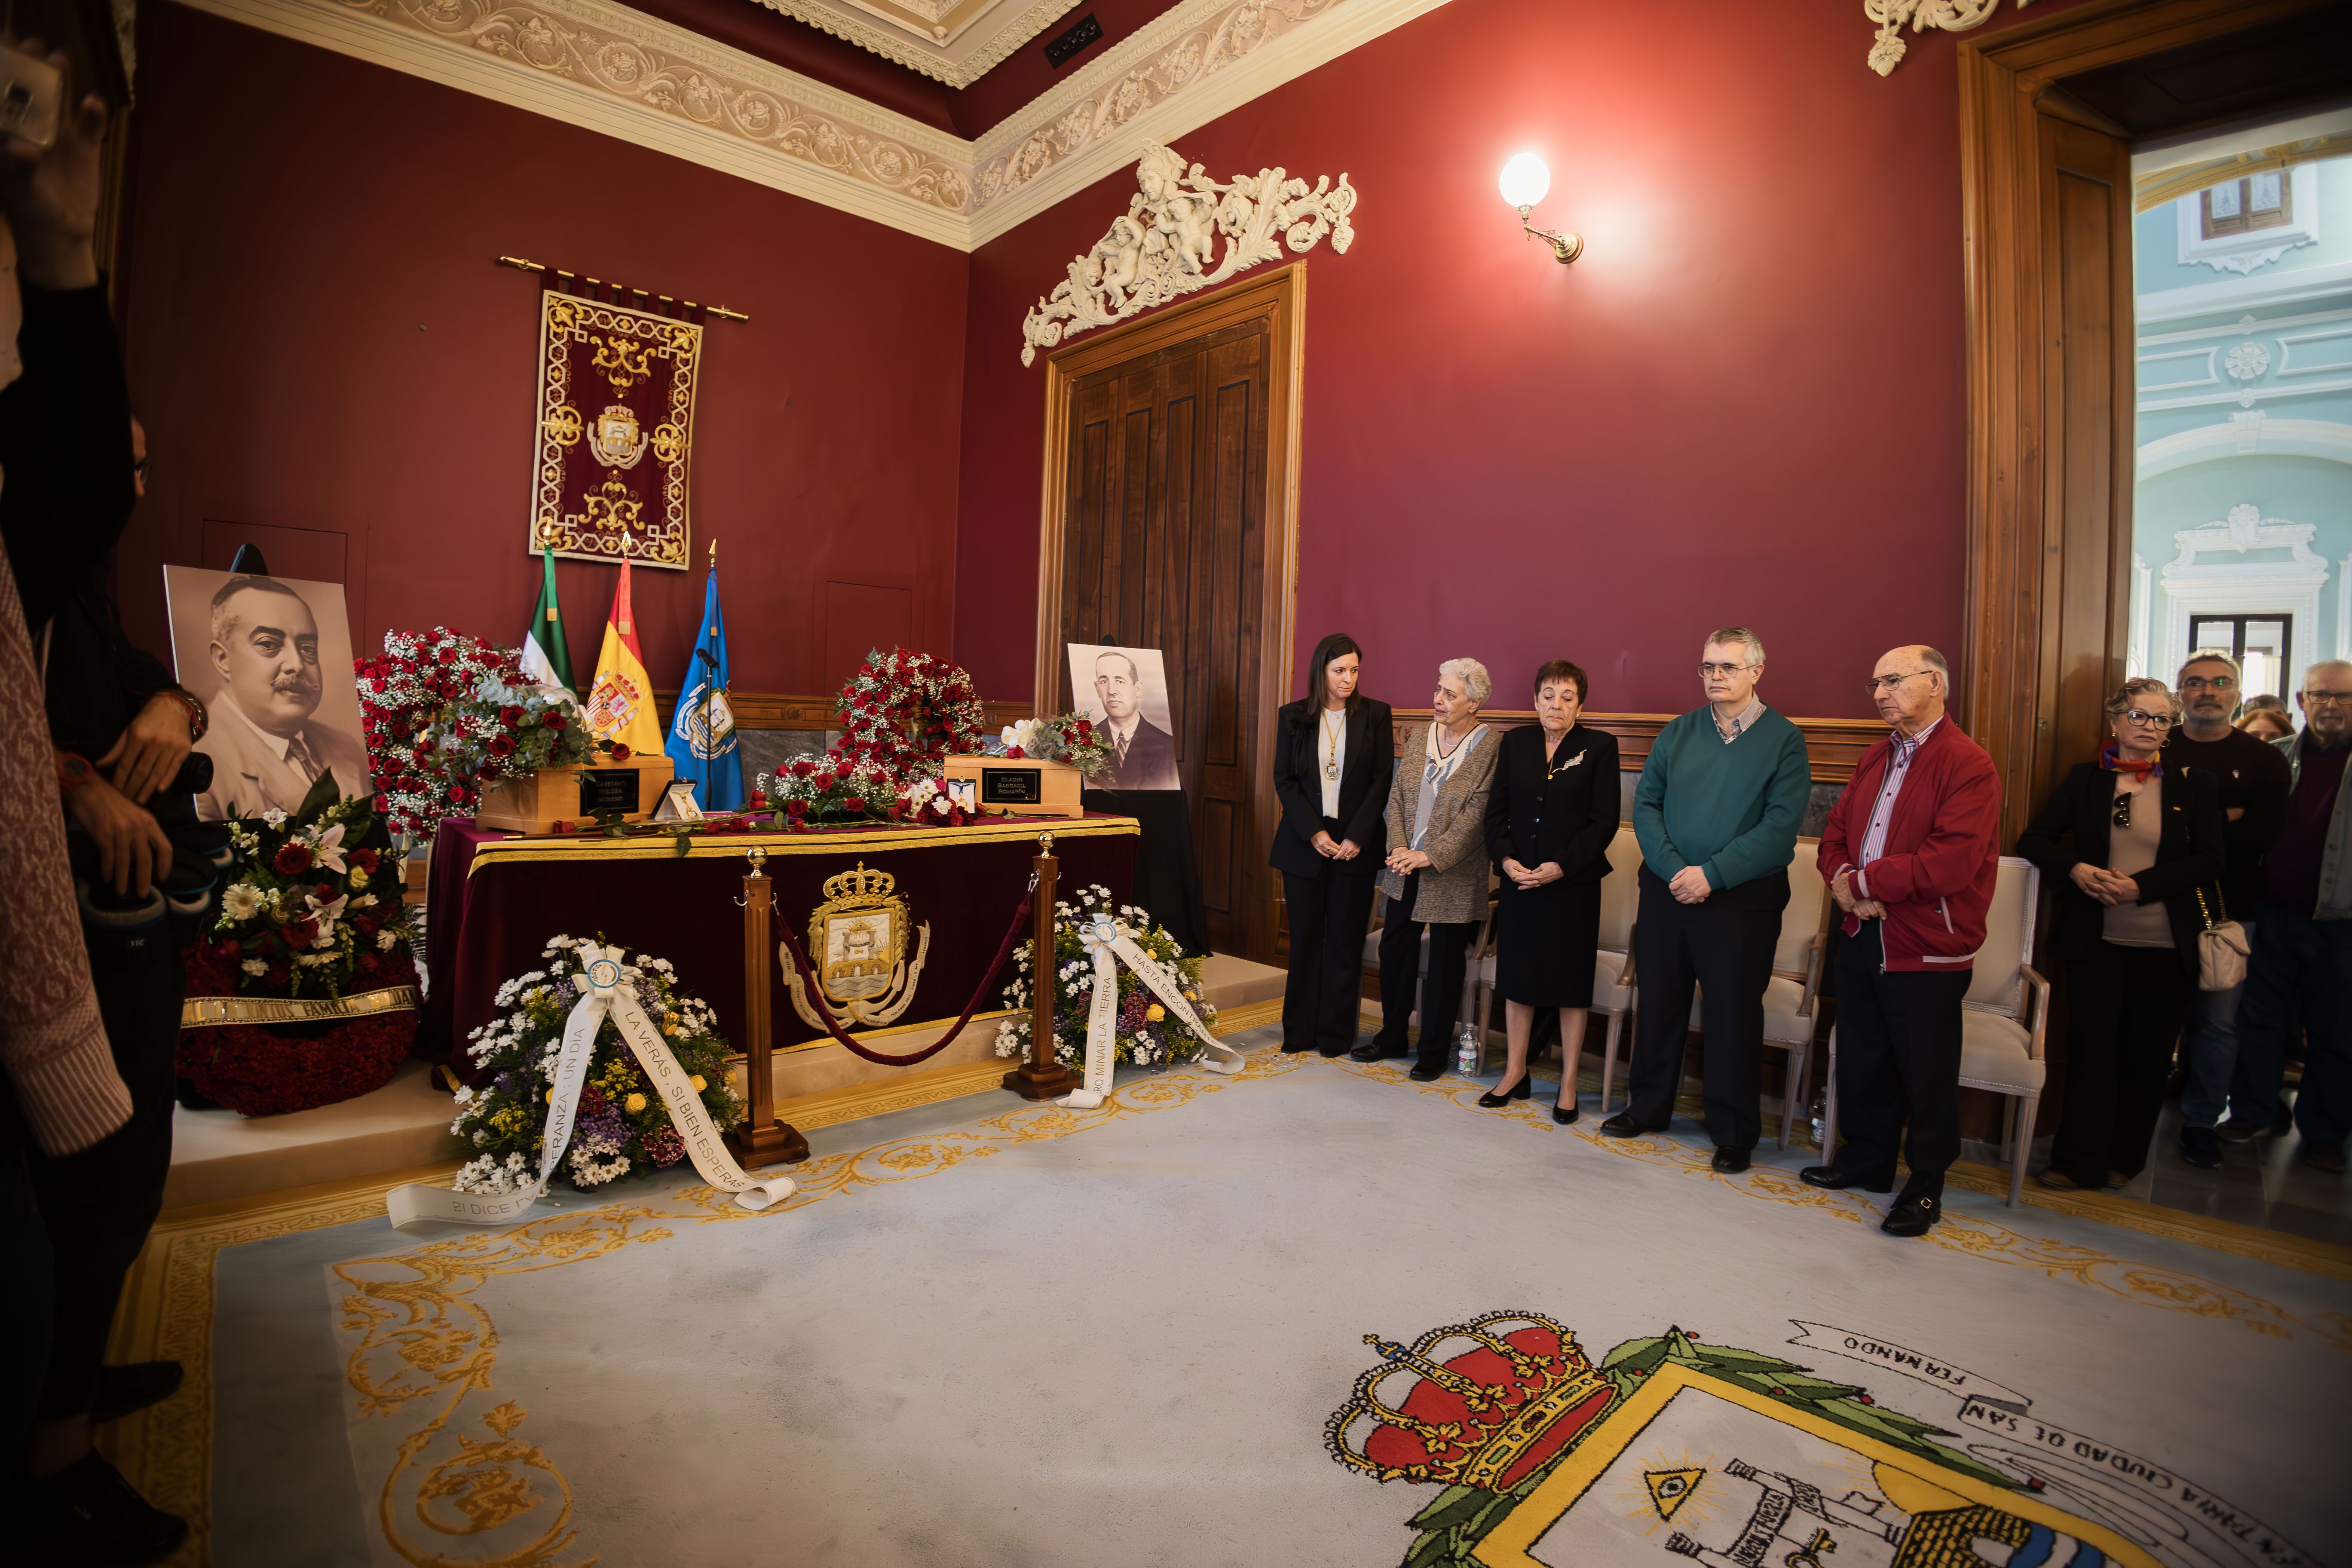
[2222,660,2352,1174]
[1802,647,1999,1235]
[2163,651,2290,1168]
[1603,626,1811,1172]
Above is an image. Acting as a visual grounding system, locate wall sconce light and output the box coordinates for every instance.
[1498,152,1582,265]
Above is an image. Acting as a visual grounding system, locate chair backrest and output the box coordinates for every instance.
[1598,825,1643,950]
[1773,839,1827,977]
[1963,856,2040,1017]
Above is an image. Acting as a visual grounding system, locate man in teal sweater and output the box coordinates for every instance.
[1602,627,1812,1170]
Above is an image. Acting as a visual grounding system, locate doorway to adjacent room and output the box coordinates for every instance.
[1032,265,1306,965]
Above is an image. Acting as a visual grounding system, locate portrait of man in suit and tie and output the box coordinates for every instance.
[1068,643,1182,792]
[164,567,374,821]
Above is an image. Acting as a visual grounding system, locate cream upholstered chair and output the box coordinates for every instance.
[1616,839,1832,1149]
[1821,856,2046,1206]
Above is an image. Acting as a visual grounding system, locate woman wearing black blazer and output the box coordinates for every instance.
[1484,661,1620,1117]
[2017,678,2224,1192]
[1271,634,1395,1055]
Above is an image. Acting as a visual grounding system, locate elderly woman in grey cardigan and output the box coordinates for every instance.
[1353,658,1499,1080]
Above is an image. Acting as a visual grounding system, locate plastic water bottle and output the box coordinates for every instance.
[1455,1024,1479,1077]
[1808,1091,1827,1151]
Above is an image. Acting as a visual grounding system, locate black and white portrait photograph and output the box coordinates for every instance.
[1066,642,1181,792]
[163,565,374,821]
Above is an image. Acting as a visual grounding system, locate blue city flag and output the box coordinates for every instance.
[666,560,742,809]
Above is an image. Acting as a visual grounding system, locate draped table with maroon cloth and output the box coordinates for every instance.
[418,815,1139,1084]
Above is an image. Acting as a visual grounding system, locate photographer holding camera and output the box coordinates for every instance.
[0,40,207,1565]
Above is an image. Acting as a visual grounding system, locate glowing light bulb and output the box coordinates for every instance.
[1498,152,1550,211]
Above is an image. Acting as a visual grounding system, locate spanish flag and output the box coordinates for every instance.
[583,561,665,756]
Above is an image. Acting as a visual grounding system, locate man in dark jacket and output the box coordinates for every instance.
[2163,652,2289,1167]
[1801,646,2000,1237]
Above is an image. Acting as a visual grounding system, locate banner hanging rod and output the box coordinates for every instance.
[496,256,751,323]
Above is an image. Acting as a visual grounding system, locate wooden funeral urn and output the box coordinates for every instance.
[476,755,677,834]
[941,755,1085,819]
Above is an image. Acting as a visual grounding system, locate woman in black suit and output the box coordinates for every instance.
[2018,677,2224,1191]
[1271,634,1394,1055]
[1484,661,1620,1117]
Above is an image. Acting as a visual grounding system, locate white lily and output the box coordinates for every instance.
[307,822,349,874]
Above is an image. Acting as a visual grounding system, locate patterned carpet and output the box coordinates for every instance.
[113,1029,2350,1567]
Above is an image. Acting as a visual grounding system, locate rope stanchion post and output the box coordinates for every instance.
[728,847,809,1168]
[1002,832,1080,1101]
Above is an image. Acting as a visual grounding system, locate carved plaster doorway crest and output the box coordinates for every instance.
[1862,0,2036,77]
[1019,141,1357,365]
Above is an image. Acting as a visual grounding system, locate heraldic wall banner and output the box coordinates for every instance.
[528,285,702,570]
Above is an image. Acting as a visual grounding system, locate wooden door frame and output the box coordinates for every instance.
[1957,0,2338,845]
[1032,262,1307,960]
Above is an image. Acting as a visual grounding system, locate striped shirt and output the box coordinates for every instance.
[1855,717,1941,897]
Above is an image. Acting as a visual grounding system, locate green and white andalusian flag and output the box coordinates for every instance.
[520,547,576,697]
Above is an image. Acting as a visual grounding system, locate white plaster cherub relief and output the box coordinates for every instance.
[1020,142,1357,364]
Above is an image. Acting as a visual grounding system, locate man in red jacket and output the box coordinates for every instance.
[1803,645,2001,1236]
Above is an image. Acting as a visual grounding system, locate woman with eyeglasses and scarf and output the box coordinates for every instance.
[2018,678,2223,1191]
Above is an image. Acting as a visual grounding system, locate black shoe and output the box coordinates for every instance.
[1798,1165,1888,1191]
[1477,1072,1534,1108]
[28,1451,187,1566]
[1279,1042,1313,1054]
[1318,1045,1351,1058]
[2178,1126,2222,1170]
[1552,1101,1579,1125]
[1881,1194,1939,1236]
[1599,1112,1656,1139]
[2301,1143,2348,1175]
[1407,1063,1445,1082]
[1711,1147,1751,1174]
[2214,1115,2269,1145]
[1349,1043,1407,1063]
[91,1362,184,1425]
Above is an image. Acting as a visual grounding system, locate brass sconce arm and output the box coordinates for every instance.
[1515,206,1584,265]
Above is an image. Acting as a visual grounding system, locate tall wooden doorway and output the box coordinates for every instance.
[1033,265,1306,964]
[1959,0,2347,845]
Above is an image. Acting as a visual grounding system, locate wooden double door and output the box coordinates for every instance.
[1037,267,1305,962]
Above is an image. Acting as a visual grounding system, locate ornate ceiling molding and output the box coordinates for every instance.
[184,0,1449,249]
[752,0,1084,88]
[1020,141,1356,363]
[968,0,1447,244]
[1861,0,2033,77]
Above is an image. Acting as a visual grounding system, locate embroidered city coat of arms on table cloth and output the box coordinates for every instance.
[527,284,702,569]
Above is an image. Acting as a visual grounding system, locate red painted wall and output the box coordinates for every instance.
[953,0,2031,720]
[116,2,968,698]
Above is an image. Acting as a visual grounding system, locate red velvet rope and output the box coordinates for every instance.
[775,882,1037,1067]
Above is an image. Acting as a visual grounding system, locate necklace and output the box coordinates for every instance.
[1323,709,1345,780]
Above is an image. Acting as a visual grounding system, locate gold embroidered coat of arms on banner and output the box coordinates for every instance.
[528,287,701,569]
[785,863,932,1030]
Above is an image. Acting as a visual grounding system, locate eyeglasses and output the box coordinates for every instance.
[1697,663,1753,679]
[132,457,153,485]
[1864,670,1934,695]
[2117,710,2173,729]
[2306,690,2352,707]
[2177,676,2237,692]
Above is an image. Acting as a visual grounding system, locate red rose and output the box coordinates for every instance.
[784,799,806,819]
[499,706,524,726]
[843,798,867,816]
[748,790,769,809]
[790,760,815,778]
[544,711,567,730]
[273,843,314,875]
[813,772,837,791]
[1004,747,1025,760]
[609,743,631,761]
[435,648,454,665]
[490,735,515,757]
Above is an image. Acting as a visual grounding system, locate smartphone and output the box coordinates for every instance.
[0,46,61,150]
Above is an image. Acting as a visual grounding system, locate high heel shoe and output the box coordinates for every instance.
[1551,1099,1578,1125]
[1478,1073,1534,1108]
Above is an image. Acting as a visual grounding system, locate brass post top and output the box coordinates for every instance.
[747,845,769,875]
[1038,832,1055,852]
